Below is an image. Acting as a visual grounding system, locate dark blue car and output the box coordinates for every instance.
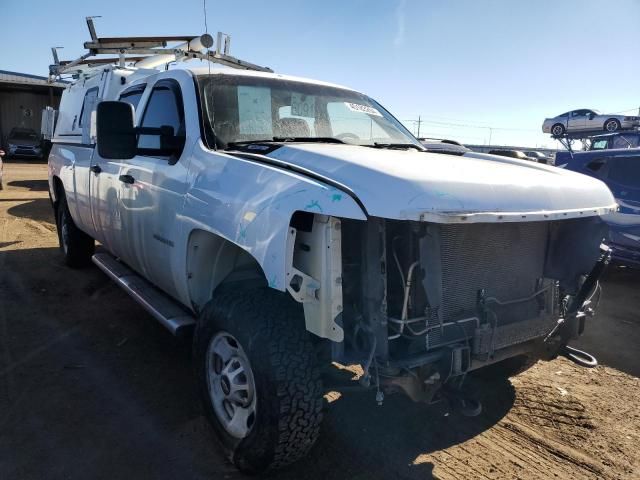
[556,148,640,266]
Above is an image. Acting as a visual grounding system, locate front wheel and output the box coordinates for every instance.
[55,194,95,267]
[604,119,620,132]
[193,288,323,473]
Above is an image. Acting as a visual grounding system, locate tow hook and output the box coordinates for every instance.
[560,345,598,368]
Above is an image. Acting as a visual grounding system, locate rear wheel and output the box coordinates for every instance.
[193,287,323,473]
[55,194,95,267]
[551,123,565,136]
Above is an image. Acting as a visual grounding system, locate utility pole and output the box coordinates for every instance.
[416,115,421,138]
[488,127,493,145]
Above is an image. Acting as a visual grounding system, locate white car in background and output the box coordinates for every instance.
[524,151,552,165]
[542,109,640,137]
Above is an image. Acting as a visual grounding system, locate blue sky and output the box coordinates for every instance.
[4,0,639,147]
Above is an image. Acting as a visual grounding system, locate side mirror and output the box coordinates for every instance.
[97,101,137,159]
[589,113,595,120]
[159,126,184,154]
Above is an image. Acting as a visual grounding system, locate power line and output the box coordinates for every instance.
[611,107,640,114]
[400,117,539,132]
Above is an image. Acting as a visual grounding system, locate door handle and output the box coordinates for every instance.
[90,165,102,174]
[119,174,135,185]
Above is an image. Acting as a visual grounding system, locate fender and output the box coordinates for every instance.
[175,141,367,306]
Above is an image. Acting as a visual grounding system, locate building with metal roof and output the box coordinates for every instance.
[0,70,66,154]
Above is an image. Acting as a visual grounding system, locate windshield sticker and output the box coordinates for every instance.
[344,102,382,117]
[291,93,315,117]
[237,86,273,135]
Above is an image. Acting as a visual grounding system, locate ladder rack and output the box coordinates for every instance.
[49,17,272,80]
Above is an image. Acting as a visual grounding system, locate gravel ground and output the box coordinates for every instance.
[1,161,638,480]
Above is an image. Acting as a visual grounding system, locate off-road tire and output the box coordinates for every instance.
[55,193,95,267]
[193,287,323,473]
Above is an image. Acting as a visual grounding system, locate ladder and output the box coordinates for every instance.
[49,17,272,80]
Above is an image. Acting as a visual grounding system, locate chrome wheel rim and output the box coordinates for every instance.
[552,125,563,136]
[606,121,617,132]
[206,331,257,439]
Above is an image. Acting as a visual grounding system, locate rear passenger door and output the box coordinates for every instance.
[88,84,145,255]
[73,86,100,233]
[117,78,191,299]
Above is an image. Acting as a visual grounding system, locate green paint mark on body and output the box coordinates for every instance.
[305,200,323,211]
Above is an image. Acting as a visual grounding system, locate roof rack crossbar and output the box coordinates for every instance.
[49,17,272,80]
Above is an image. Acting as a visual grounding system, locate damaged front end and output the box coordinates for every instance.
[291,214,609,405]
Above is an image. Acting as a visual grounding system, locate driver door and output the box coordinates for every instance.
[568,110,587,131]
[116,78,190,299]
[583,110,601,131]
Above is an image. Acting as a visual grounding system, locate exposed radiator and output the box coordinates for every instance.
[438,221,550,323]
[421,221,557,351]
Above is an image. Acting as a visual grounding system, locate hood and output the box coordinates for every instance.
[265,144,617,223]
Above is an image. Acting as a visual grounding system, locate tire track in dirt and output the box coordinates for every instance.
[429,375,617,480]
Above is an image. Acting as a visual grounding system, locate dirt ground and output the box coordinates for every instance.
[1,161,638,480]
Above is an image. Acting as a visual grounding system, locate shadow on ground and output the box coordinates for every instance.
[7,179,49,191]
[575,265,640,377]
[6,198,55,224]
[0,245,515,480]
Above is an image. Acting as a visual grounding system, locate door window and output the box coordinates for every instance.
[591,139,609,150]
[119,86,146,111]
[138,81,185,157]
[612,135,639,149]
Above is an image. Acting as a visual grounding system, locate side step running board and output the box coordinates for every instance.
[92,253,196,336]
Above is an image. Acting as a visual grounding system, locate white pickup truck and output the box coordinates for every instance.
[48,45,616,472]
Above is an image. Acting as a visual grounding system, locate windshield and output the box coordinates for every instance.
[10,129,38,141]
[197,74,422,149]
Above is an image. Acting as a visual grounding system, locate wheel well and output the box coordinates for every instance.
[605,118,620,126]
[186,229,267,312]
[52,176,64,209]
